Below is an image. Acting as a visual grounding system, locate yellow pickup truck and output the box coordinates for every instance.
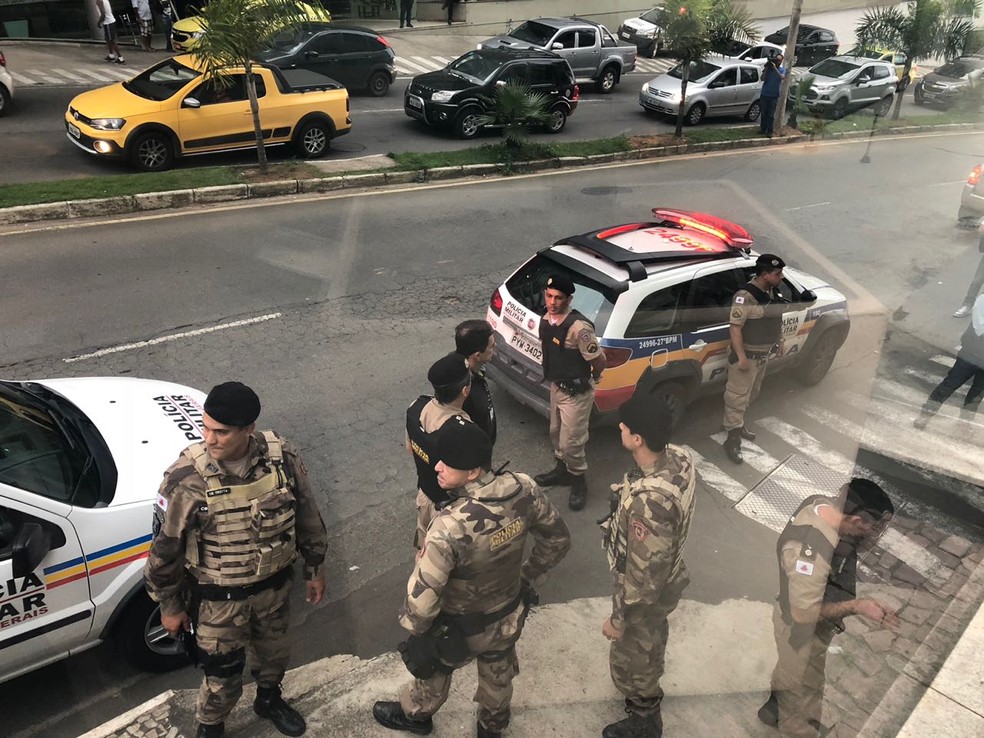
[64,55,351,172]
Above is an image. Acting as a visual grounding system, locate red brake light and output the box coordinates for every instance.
[490,288,503,316]
[572,84,580,102]
[0,51,6,67]
[969,165,982,186]
[602,346,632,368]
[377,35,391,48]
[653,207,754,249]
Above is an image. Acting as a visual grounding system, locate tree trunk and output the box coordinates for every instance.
[892,58,912,120]
[674,61,691,138]
[245,62,267,173]
[774,0,803,133]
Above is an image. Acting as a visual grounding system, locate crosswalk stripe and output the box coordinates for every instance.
[50,68,88,84]
[103,68,134,80]
[710,431,786,477]
[411,55,441,71]
[681,446,749,502]
[903,366,943,386]
[398,57,435,73]
[880,529,947,584]
[930,354,956,368]
[25,69,63,85]
[10,71,38,85]
[433,56,452,65]
[78,69,116,82]
[755,417,856,476]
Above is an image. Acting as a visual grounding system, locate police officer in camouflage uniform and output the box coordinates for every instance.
[455,319,498,445]
[722,254,787,464]
[534,274,607,511]
[145,382,328,738]
[374,418,571,737]
[600,395,696,738]
[758,479,898,737]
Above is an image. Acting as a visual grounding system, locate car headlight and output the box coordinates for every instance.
[642,28,656,38]
[191,31,205,38]
[431,90,454,102]
[641,81,649,93]
[89,118,126,131]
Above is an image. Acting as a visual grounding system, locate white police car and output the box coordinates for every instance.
[486,208,850,425]
[0,377,206,684]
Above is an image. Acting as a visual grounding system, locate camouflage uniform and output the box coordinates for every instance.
[399,471,571,732]
[602,445,696,714]
[145,431,327,726]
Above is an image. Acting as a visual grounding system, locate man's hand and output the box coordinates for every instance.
[602,616,623,642]
[737,356,750,370]
[162,611,191,635]
[855,599,900,629]
[306,572,326,605]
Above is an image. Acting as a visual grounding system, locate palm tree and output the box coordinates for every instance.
[855,0,980,119]
[475,82,551,150]
[191,0,310,171]
[658,0,760,137]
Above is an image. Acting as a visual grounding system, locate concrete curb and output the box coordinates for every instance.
[2,122,982,228]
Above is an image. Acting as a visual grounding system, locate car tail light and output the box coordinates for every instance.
[346,96,350,113]
[377,35,391,47]
[968,165,982,186]
[653,207,754,248]
[490,288,503,316]
[603,346,632,368]
[572,84,580,102]
[0,51,6,67]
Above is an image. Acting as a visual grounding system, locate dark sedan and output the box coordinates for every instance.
[765,24,838,67]
[256,24,396,96]
[914,56,984,108]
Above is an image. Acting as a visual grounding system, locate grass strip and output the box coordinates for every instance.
[389,135,631,170]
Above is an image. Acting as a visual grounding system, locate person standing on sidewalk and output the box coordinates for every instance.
[145,382,327,738]
[95,0,125,64]
[599,395,696,738]
[132,0,155,51]
[758,478,899,737]
[399,0,413,28]
[760,53,785,137]
[455,319,497,445]
[952,222,984,317]
[722,254,786,464]
[533,274,607,511]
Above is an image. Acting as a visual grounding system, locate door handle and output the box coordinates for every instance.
[688,339,707,350]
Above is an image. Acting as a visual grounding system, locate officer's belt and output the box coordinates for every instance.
[195,565,292,601]
[440,587,526,636]
[745,350,772,360]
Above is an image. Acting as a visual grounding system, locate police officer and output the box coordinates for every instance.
[455,319,498,445]
[145,382,327,738]
[758,479,899,737]
[406,352,474,548]
[600,395,696,738]
[723,254,787,464]
[534,274,607,511]
[373,418,571,737]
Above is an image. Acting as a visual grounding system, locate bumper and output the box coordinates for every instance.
[639,92,678,115]
[404,96,459,126]
[64,119,125,157]
[487,347,549,418]
[959,184,984,220]
[617,28,657,54]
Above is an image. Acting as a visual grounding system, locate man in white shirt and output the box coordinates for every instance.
[96,0,125,63]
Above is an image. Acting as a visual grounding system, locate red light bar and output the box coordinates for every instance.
[969,165,982,186]
[652,208,754,249]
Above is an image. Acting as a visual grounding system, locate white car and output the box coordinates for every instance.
[720,40,787,66]
[616,6,671,58]
[0,377,207,684]
[0,49,14,116]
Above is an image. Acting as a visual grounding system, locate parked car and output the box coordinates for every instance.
[795,55,897,118]
[957,163,984,226]
[914,56,984,107]
[639,55,764,126]
[844,46,917,90]
[616,6,671,58]
[765,24,838,67]
[0,376,207,684]
[485,208,849,427]
[256,24,396,96]
[0,49,14,116]
[170,0,331,53]
[479,17,636,93]
[404,48,578,139]
[65,55,351,172]
[716,39,787,65]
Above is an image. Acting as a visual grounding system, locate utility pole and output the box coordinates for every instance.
[773,0,803,134]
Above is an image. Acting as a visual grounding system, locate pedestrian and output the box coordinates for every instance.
[533,274,607,511]
[154,0,174,52]
[722,253,786,464]
[915,294,984,427]
[95,0,125,64]
[951,223,984,317]
[758,478,899,737]
[599,394,696,738]
[455,319,497,445]
[373,417,571,737]
[399,0,413,28]
[442,0,458,25]
[406,352,473,548]
[144,382,327,738]
[760,52,785,137]
[132,0,155,51]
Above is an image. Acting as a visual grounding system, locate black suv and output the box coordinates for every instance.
[404,48,579,139]
[765,24,839,67]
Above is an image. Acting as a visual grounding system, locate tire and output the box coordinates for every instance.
[873,95,893,117]
[913,86,925,106]
[128,131,174,172]
[453,106,482,139]
[794,330,843,386]
[830,97,849,120]
[367,70,390,97]
[113,592,189,673]
[294,118,331,158]
[685,102,705,126]
[544,105,567,134]
[648,381,688,430]
[595,65,618,94]
[745,99,761,122]
[0,84,10,117]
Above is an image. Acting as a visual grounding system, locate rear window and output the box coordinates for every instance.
[505,254,617,333]
[937,60,984,78]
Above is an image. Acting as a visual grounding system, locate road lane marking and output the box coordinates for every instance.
[396,57,433,73]
[10,71,39,85]
[756,417,856,476]
[786,201,831,211]
[63,313,282,362]
[77,68,116,82]
[50,68,88,84]
[25,68,62,85]
[682,445,749,502]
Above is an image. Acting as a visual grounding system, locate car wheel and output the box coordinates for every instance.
[113,592,189,672]
[913,86,925,106]
[794,330,843,386]
[648,381,687,430]
[453,107,482,139]
[595,65,618,94]
[685,102,705,126]
[128,131,174,172]
[830,97,849,119]
[367,70,390,97]
[294,118,331,158]
[0,84,10,117]
[544,105,567,134]
[873,95,893,117]
[745,99,761,122]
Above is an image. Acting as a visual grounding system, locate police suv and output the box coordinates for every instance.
[0,377,206,684]
[486,208,850,425]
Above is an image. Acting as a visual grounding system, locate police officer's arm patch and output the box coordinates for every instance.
[795,560,814,576]
[734,296,745,304]
[631,520,649,542]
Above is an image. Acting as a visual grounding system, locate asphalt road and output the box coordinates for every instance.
[3,133,984,736]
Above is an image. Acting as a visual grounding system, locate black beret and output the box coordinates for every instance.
[203,381,261,427]
[756,253,785,271]
[619,393,673,451]
[545,273,575,296]
[437,416,492,470]
[427,352,470,388]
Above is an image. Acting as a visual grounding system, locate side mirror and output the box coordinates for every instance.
[799,289,817,304]
[495,79,506,87]
[12,523,51,578]
[551,42,563,50]
[182,97,201,109]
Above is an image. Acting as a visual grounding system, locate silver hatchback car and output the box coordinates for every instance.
[796,55,897,118]
[639,55,764,125]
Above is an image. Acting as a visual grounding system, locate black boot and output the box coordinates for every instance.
[254,685,306,736]
[723,428,743,464]
[372,701,434,735]
[568,473,587,511]
[534,460,572,487]
[477,722,502,738]
[602,707,662,737]
[196,723,224,738]
[720,425,755,441]
[757,691,778,727]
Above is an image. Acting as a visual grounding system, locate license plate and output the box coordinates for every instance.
[408,96,422,109]
[510,331,542,363]
[68,123,81,139]
[621,31,631,39]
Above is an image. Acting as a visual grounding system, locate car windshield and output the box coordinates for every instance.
[508,20,554,46]
[714,38,752,56]
[936,60,984,78]
[122,58,199,101]
[448,51,504,83]
[640,6,671,26]
[810,58,860,78]
[847,47,886,60]
[668,59,721,81]
[264,27,317,52]
[505,254,617,333]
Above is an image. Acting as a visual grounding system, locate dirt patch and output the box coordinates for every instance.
[238,162,324,183]
[629,134,685,149]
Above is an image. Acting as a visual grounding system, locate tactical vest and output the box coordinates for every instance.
[406,396,456,507]
[539,310,592,382]
[462,372,496,446]
[183,431,297,587]
[740,283,783,347]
